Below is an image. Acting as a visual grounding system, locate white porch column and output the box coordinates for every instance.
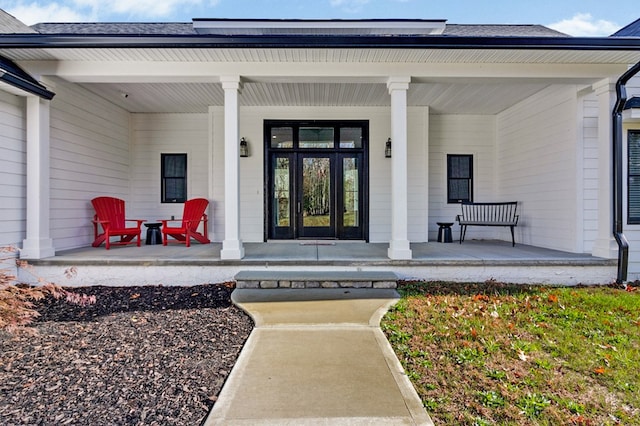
[220,76,245,259]
[387,77,412,260]
[592,79,618,259]
[21,97,55,259]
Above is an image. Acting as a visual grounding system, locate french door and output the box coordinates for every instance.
[266,120,368,240]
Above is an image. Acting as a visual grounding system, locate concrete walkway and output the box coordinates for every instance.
[203,288,433,425]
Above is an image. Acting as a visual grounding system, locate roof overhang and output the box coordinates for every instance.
[1,34,640,50]
[0,55,54,99]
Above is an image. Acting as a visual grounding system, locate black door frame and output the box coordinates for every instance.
[264,119,369,241]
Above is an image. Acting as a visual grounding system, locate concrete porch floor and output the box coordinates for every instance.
[23,240,617,286]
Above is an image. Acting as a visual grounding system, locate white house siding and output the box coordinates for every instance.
[428,114,496,241]
[496,85,579,252]
[48,80,131,250]
[130,113,210,228]
[0,91,26,248]
[208,105,429,243]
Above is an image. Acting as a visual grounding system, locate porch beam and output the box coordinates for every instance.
[21,96,55,259]
[592,79,618,259]
[387,76,412,260]
[25,60,627,84]
[220,76,245,260]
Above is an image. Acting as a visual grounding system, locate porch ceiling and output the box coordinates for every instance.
[79,80,552,114]
[3,45,639,114]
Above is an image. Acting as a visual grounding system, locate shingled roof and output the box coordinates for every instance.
[30,21,568,37]
[612,18,640,37]
[31,22,197,35]
[0,9,37,33]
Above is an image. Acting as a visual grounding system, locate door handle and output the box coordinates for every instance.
[297,202,301,214]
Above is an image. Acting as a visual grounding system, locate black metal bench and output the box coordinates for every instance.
[456,201,519,246]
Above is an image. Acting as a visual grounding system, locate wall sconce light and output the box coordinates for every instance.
[385,138,392,158]
[240,137,249,157]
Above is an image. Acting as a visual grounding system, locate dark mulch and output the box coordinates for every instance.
[0,283,254,426]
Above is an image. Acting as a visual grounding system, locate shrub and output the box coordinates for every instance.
[0,246,95,332]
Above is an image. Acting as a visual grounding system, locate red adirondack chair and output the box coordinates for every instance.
[160,198,210,247]
[91,197,145,250]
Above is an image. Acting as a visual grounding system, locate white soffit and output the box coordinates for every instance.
[192,19,447,36]
[3,48,640,65]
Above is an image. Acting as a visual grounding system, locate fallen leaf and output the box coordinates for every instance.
[547,294,558,303]
[593,366,606,375]
[130,293,140,300]
[518,349,528,361]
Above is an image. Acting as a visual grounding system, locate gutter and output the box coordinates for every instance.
[0,55,54,100]
[612,61,640,284]
[1,34,640,50]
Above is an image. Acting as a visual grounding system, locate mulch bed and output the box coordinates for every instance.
[0,283,254,426]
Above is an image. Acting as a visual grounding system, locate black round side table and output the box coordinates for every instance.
[144,223,162,245]
[436,222,454,243]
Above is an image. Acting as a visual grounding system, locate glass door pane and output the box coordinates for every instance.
[269,154,294,239]
[343,157,359,227]
[274,157,291,227]
[303,157,331,227]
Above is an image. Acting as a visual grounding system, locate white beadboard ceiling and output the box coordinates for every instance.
[81,81,551,114]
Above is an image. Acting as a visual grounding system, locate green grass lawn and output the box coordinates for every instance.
[381,281,640,425]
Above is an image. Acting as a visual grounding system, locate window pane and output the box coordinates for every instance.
[449,156,471,178]
[299,127,334,149]
[164,178,186,202]
[340,127,363,148]
[449,179,470,202]
[163,154,186,178]
[271,127,293,149]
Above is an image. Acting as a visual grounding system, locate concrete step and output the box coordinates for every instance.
[234,270,398,289]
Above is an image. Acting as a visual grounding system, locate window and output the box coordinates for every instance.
[628,131,640,223]
[447,154,473,203]
[161,153,187,203]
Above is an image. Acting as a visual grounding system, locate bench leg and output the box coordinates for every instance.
[459,225,466,244]
[510,226,515,247]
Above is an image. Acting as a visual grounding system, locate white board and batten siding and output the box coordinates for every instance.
[48,80,131,250]
[580,92,600,254]
[496,85,580,253]
[0,91,26,248]
[428,114,496,242]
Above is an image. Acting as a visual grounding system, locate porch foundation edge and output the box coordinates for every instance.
[18,263,618,287]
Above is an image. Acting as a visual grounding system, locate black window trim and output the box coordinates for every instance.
[447,154,474,204]
[161,153,187,204]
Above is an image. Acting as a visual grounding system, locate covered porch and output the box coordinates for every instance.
[23,240,615,287]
